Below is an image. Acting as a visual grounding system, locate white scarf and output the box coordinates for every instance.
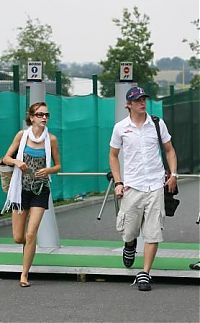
[1,126,51,214]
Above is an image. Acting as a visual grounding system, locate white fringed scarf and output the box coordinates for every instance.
[1,126,51,214]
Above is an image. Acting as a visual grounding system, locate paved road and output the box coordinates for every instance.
[0,179,199,243]
[56,178,199,243]
[0,275,199,323]
[0,179,199,323]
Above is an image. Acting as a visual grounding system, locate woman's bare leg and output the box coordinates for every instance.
[12,210,28,244]
[20,207,45,284]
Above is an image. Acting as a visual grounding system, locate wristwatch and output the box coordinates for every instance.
[171,172,178,178]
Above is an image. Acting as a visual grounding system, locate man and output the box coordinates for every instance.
[109,86,177,291]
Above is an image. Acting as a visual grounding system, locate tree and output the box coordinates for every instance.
[99,7,158,97]
[156,58,172,71]
[0,17,70,94]
[183,19,200,90]
[156,57,191,71]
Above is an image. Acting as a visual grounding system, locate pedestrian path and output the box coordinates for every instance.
[0,238,199,279]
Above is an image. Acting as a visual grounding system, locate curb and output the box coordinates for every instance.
[0,195,114,227]
[55,195,113,214]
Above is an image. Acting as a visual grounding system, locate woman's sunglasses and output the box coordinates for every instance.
[34,112,50,118]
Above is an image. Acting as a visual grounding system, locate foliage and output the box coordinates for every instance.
[98,7,158,97]
[0,17,70,92]
[156,57,190,71]
[183,19,200,90]
[189,74,200,89]
[61,72,71,96]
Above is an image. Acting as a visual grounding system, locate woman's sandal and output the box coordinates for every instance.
[19,281,31,287]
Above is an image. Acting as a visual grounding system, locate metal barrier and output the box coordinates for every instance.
[57,172,118,220]
[58,172,200,223]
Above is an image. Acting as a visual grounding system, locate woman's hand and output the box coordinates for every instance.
[15,160,28,172]
[35,168,49,178]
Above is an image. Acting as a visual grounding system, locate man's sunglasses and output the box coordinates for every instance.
[34,112,50,118]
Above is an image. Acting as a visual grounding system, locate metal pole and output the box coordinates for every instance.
[58,172,200,179]
[58,172,120,220]
[177,174,200,178]
[28,80,60,248]
[189,89,194,173]
[97,178,114,220]
[58,172,107,176]
[92,75,100,192]
[13,65,21,129]
[13,65,19,93]
[92,74,98,96]
[170,85,175,138]
[56,71,62,96]
[114,193,120,216]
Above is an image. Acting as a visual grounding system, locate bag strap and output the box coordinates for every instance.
[151,115,179,196]
[151,115,167,169]
[151,115,163,150]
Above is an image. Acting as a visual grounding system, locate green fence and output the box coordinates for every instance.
[163,89,200,173]
[0,91,163,210]
[1,89,199,211]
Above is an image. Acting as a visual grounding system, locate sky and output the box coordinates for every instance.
[0,0,199,64]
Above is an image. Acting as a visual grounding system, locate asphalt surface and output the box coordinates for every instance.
[0,178,199,242]
[56,178,199,243]
[0,275,199,323]
[0,178,199,323]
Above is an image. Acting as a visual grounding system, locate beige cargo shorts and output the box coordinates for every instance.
[116,187,165,243]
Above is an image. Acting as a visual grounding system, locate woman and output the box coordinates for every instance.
[2,102,61,287]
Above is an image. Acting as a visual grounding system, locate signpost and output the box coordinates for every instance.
[27,61,42,82]
[120,62,133,81]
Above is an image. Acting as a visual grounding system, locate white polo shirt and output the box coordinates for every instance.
[110,113,171,192]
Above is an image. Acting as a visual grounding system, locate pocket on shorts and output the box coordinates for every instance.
[116,211,125,232]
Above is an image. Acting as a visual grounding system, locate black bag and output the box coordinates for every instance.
[164,184,180,217]
[151,115,180,217]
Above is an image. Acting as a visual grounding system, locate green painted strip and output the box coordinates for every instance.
[60,239,123,248]
[159,242,199,250]
[0,237,199,250]
[0,252,198,271]
[0,238,14,244]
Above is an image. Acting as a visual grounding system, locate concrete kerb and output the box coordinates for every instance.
[0,195,113,227]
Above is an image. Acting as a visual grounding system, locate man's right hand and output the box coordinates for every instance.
[115,183,124,199]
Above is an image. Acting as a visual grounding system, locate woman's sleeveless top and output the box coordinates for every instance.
[22,145,49,192]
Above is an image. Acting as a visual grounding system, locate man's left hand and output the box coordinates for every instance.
[165,175,177,193]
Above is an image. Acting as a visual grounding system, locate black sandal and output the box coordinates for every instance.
[189,262,200,270]
[123,239,137,268]
[133,271,152,291]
